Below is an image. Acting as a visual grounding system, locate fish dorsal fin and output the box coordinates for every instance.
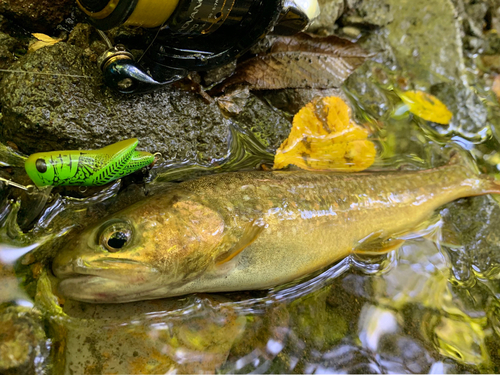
[215,219,266,266]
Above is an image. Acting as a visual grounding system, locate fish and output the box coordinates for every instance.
[52,153,500,303]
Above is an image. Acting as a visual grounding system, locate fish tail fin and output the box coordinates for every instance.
[479,177,500,196]
[442,150,500,197]
[447,150,500,196]
[446,150,480,175]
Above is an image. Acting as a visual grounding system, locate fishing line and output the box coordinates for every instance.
[0,69,95,79]
[137,19,168,63]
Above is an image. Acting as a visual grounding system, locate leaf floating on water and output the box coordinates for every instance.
[398,90,453,125]
[274,96,376,172]
[213,34,369,93]
[29,33,63,53]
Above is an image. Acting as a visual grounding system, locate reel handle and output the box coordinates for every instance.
[98,46,187,94]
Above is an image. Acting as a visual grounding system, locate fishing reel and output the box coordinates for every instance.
[77,0,320,93]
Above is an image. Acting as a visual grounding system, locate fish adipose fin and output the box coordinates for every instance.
[215,219,266,266]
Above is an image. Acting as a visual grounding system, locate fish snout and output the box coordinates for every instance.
[52,250,77,279]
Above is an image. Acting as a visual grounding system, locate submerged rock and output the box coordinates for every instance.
[0,305,49,375]
[60,296,246,374]
[429,82,489,141]
[440,196,500,282]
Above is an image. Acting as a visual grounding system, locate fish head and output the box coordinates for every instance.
[53,194,226,303]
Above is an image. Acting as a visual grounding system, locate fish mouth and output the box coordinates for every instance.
[57,274,162,303]
[53,257,161,303]
[53,257,154,280]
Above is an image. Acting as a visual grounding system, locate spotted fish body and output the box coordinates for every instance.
[53,153,500,303]
[25,139,155,187]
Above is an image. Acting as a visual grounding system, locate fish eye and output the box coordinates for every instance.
[99,221,133,253]
[36,158,47,173]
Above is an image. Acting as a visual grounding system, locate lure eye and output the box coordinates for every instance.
[36,158,47,173]
[99,221,133,252]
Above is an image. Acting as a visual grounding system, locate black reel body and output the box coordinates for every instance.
[78,0,318,93]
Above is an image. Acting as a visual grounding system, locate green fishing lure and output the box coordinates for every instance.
[25,139,155,187]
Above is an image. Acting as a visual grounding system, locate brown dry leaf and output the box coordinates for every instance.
[274,96,376,172]
[29,33,63,53]
[212,34,369,93]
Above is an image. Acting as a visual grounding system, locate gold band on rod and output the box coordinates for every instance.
[76,0,121,19]
[77,0,179,27]
[126,0,179,27]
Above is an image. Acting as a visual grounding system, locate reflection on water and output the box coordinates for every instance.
[2,64,500,375]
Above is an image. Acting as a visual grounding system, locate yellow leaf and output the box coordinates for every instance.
[32,33,60,43]
[274,96,376,172]
[29,33,62,53]
[399,90,453,125]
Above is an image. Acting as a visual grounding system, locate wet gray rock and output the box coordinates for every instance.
[0,0,75,32]
[342,0,393,28]
[384,0,465,84]
[0,31,24,69]
[452,0,500,54]
[0,42,230,164]
[308,0,345,35]
[229,93,292,152]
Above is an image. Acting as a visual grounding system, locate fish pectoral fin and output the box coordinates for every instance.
[353,232,404,255]
[215,219,266,266]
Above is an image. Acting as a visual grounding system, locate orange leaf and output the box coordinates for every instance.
[274,96,376,172]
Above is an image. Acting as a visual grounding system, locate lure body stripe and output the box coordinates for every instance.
[25,139,155,187]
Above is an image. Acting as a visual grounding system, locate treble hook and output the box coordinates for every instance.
[0,177,36,194]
